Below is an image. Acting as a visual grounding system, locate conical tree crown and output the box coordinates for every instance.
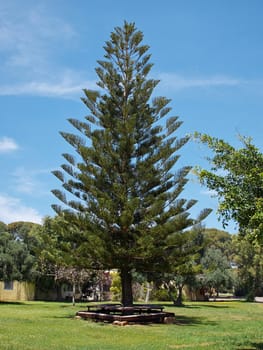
[52,22,209,273]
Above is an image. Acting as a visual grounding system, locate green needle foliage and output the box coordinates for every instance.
[52,22,210,306]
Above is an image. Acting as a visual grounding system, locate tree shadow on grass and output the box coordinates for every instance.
[0,301,26,305]
[238,343,263,350]
[174,315,217,326]
[60,304,76,308]
[161,302,230,309]
[52,314,76,319]
[54,314,217,327]
[191,303,230,309]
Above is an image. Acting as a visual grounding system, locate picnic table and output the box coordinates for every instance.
[85,303,164,315]
[77,303,174,323]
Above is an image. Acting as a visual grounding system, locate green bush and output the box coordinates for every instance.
[110,271,121,301]
[151,288,173,301]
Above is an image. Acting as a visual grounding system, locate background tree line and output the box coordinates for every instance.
[1,219,263,303]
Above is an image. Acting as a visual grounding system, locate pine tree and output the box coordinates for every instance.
[52,22,210,306]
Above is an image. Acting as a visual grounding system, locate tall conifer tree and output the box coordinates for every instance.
[52,22,210,306]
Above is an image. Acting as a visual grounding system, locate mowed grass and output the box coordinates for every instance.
[0,301,263,350]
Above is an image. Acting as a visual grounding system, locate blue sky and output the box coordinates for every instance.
[1,0,262,233]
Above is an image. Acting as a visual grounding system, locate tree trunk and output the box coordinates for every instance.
[72,282,76,306]
[174,284,184,306]
[120,268,133,306]
[175,285,184,306]
[145,282,151,303]
[164,282,177,305]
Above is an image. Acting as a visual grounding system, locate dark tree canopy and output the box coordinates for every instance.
[52,22,210,305]
[0,230,37,282]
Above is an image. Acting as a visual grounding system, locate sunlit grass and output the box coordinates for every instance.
[0,301,263,349]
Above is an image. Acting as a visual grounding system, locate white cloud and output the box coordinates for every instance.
[0,194,42,224]
[201,189,218,197]
[0,137,19,153]
[0,2,84,98]
[0,78,97,98]
[0,3,247,100]
[158,73,243,90]
[0,3,76,71]
[12,167,52,196]
[12,167,37,195]
[0,3,247,99]
[0,72,243,98]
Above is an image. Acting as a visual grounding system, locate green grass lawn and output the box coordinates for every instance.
[0,301,263,350]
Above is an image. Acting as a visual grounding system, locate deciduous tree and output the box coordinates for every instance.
[194,134,263,243]
[201,246,234,297]
[0,230,37,282]
[232,236,263,300]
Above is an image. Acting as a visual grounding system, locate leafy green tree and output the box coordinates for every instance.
[0,221,45,283]
[37,216,100,274]
[158,227,204,305]
[147,225,209,305]
[202,228,234,262]
[202,228,232,248]
[7,221,37,238]
[0,221,7,234]
[7,221,42,256]
[201,246,234,296]
[34,216,106,304]
[194,134,263,242]
[232,236,263,300]
[0,231,37,282]
[52,22,210,306]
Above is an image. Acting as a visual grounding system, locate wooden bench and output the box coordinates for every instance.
[85,303,164,314]
[77,303,174,324]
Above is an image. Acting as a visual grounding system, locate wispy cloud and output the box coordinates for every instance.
[0,3,247,99]
[0,193,42,224]
[0,73,243,98]
[0,3,76,72]
[12,167,52,196]
[12,167,38,195]
[201,189,218,197]
[0,3,87,98]
[157,73,243,90]
[0,137,19,153]
[0,78,97,98]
